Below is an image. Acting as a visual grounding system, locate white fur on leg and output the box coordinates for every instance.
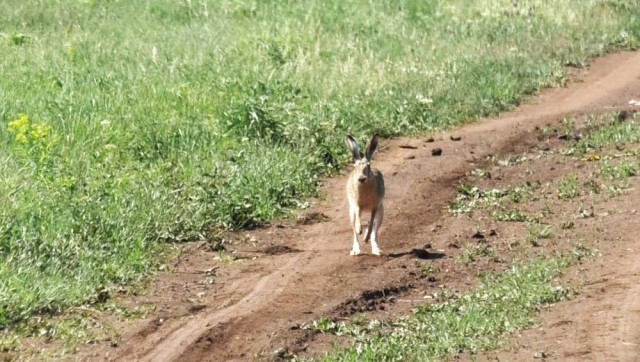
[370,204,383,256]
[350,232,362,256]
[370,234,381,256]
[349,204,363,235]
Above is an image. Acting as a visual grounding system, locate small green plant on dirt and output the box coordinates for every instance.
[301,316,380,339]
[470,168,491,179]
[559,116,575,137]
[422,264,436,281]
[450,184,530,215]
[527,223,553,246]
[597,160,637,197]
[491,208,530,222]
[494,155,531,167]
[571,242,599,262]
[560,220,575,230]
[213,251,247,265]
[577,205,595,219]
[605,183,627,197]
[584,178,602,195]
[557,174,581,200]
[457,245,495,265]
[599,160,637,180]
[575,114,640,154]
[302,317,345,335]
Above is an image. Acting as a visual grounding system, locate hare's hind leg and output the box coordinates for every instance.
[363,209,377,244]
[370,204,384,256]
[349,203,362,256]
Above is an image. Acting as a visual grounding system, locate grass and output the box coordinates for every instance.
[457,244,496,265]
[450,183,531,215]
[575,113,640,154]
[314,256,572,361]
[527,223,554,246]
[1,0,640,342]
[557,174,581,200]
[559,112,640,198]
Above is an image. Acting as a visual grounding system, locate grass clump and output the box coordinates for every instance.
[450,183,531,215]
[457,245,496,265]
[527,223,554,246]
[319,256,571,361]
[557,174,581,200]
[599,160,637,180]
[1,0,640,339]
[575,113,640,154]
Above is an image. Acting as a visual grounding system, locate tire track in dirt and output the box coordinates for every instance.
[139,255,304,362]
[88,51,640,362]
[600,250,640,361]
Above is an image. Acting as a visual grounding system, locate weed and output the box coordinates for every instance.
[575,114,640,154]
[571,242,599,262]
[450,184,530,215]
[600,160,637,180]
[458,245,495,265]
[560,220,575,230]
[527,223,553,246]
[557,174,581,200]
[470,168,491,179]
[491,208,530,222]
[584,178,602,195]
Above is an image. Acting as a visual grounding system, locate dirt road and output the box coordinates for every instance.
[79,50,640,362]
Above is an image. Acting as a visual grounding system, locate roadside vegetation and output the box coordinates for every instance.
[1,0,639,352]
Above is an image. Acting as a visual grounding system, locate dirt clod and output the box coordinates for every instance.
[431,148,443,156]
[296,211,331,225]
[261,245,302,255]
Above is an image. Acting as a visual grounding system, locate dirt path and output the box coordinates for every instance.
[79,51,640,362]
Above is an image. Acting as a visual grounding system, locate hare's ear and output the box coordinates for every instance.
[364,134,379,161]
[345,135,362,161]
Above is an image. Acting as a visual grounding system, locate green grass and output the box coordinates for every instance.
[1,0,639,339]
[600,160,638,180]
[316,256,571,361]
[575,113,640,153]
[457,244,496,265]
[557,174,581,200]
[527,223,554,246]
[450,183,531,215]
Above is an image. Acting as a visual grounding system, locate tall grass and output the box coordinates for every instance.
[0,0,639,333]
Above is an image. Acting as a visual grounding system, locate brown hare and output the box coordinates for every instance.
[345,134,385,256]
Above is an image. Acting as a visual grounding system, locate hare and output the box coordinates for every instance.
[345,134,385,256]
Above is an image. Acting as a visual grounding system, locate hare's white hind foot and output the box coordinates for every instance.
[370,234,381,256]
[351,234,362,256]
[371,244,382,256]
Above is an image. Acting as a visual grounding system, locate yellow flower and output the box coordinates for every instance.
[7,114,30,144]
